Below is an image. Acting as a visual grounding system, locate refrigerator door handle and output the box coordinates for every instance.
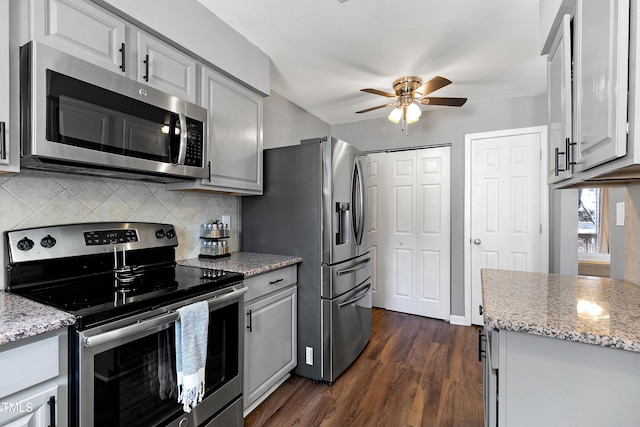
[336,257,371,276]
[338,283,371,308]
[352,158,365,246]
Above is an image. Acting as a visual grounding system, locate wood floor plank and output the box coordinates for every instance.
[244,308,484,427]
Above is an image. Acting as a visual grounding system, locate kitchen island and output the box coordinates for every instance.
[481,269,640,426]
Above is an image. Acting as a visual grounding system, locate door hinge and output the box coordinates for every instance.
[479,305,483,315]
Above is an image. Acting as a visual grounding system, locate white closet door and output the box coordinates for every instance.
[368,147,451,320]
[416,147,451,320]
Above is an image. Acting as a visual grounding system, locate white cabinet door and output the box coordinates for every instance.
[547,14,573,183]
[0,386,59,427]
[574,0,629,171]
[244,286,296,412]
[202,68,263,194]
[31,0,126,73]
[0,0,12,171]
[135,32,197,103]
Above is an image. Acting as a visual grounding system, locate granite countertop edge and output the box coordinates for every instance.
[484,316,640,352]
[481,268,640,353]
[179,251,302,278]
[0,293,76,347]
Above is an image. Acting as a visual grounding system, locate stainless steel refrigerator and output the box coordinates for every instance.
[242,136,372,384]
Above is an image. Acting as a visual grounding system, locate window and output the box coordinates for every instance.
[578,188,609,254]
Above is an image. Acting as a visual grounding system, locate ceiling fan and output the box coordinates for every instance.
[356,76,467,134]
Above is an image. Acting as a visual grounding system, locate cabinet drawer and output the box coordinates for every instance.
[244,265,297,303]
[0,335,59,398]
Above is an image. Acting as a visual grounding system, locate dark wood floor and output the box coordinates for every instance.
[244,308,484,427]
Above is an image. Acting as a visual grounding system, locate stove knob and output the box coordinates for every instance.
[166,228,176,239]
[41,235,57,249]
[17,237,35,251]
[155,229,166,239]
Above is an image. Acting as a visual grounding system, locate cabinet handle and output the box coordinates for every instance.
[143,54,149,82]
[118,43,126,72]
[566,137,577,170]
[554,147,566,176]
[269,278,284,285]
[246,309,252,333]
[0,121,5,160]
[207,161,211,182]
[47,395,56,427]
[478,330,487,362]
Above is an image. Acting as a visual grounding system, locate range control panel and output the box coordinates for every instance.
[5,222,178,264]
[84,229,139,246]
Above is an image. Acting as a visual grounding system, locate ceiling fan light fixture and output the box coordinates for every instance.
[387,107,402,124]
[406,102,422,124]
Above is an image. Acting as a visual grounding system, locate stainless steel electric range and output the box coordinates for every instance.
[4,222,246,427]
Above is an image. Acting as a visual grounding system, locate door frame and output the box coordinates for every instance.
[463,126,549,325]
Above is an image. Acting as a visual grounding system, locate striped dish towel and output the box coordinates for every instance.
[175,300,209,412]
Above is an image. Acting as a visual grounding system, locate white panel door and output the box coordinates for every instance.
[416,147,451,319]
[369,147,451,320]
[384,151,417,314]
[369,156,382,308]
[469,128,545,325]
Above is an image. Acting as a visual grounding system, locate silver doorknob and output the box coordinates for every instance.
[474,239,482,245]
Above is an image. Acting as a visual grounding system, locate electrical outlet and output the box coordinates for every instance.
[305,346,313,365]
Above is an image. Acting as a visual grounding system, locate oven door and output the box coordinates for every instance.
[76,286,246,427]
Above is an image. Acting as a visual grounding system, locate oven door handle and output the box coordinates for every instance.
[82,286,247,348]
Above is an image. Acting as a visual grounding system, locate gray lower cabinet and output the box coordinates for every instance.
[484,327,640,426]
[0,329,68,427]
[243,266,297,416]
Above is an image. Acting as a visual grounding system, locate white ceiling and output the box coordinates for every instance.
[197,0,547,126]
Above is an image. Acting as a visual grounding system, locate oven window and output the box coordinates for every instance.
[92,303,239,427]
[46,70,178,163]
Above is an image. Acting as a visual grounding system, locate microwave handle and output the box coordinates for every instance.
[176,112,187,165]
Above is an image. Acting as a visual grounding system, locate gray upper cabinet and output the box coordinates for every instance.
[169,69,264,195]
[547,13,573,183]
[1,1,19,173]
[135,31,197,103]
[30,0,196,102]
[544,0,640,187]
[573,0,629,171]
[31,0,127,73]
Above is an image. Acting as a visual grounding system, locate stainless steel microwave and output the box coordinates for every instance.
[20,42,208,182]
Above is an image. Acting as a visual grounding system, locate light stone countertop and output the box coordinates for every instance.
[0,292,76,346]
[179,252,302,278]
[481,269,640,353]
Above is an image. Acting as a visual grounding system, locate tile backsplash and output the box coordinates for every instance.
[0,170,238,288]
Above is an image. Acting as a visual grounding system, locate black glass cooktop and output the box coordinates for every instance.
[12,265,243,329]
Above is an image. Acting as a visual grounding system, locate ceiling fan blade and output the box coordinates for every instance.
[360,88,397,98]
[420,97,467,107]
[414,76,452,97]
[356,103,394,114]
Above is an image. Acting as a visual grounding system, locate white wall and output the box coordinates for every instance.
[332,94,548,317]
